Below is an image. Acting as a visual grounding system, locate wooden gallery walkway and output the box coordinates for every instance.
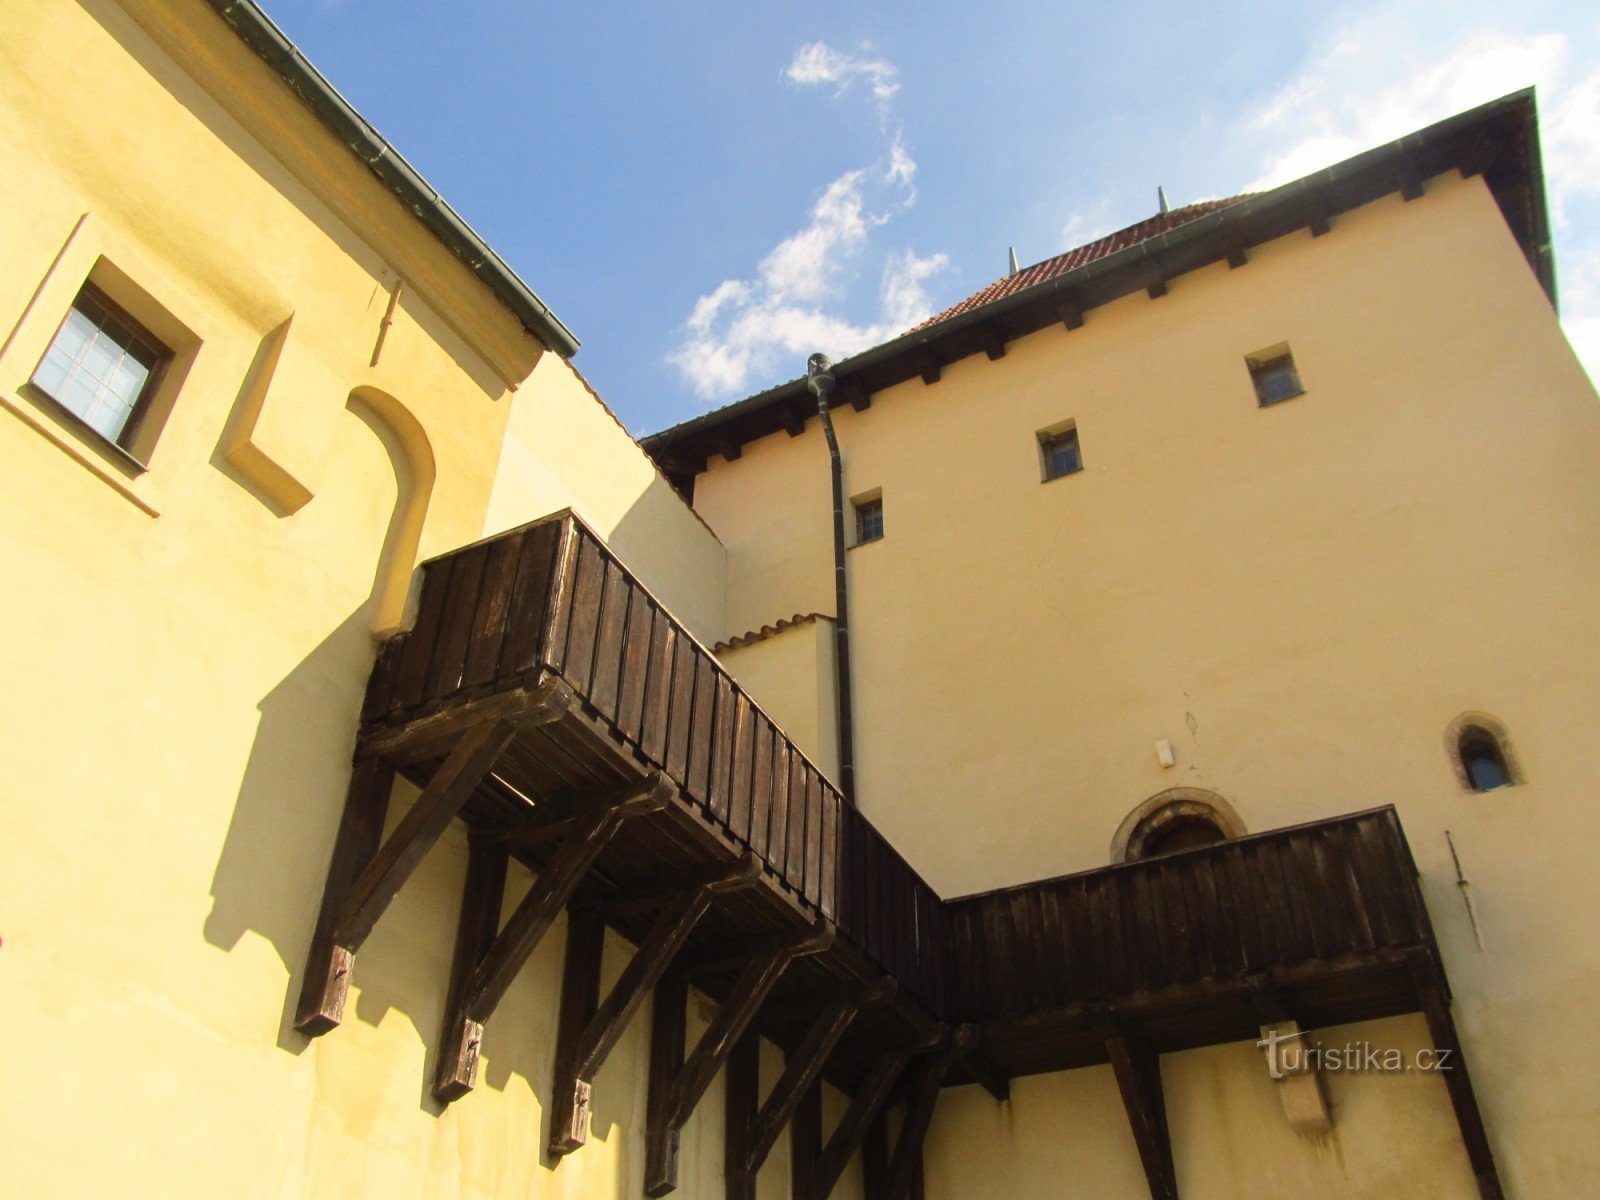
[295,511,1503,1200]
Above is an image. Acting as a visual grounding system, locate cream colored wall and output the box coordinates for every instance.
[0,2,785,1199]
[693,171,1600,1195]
[719,619,841,781]
[484,354,727,643]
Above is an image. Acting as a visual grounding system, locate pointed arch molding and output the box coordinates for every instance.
[1111,788,1247,864]
[1444,711,1525,791]
[346,386,436,637]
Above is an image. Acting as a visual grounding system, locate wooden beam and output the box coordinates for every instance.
[549,853,763,1158]
[648,921,834,1194]
[1146,277,1169,300]
[357,676,572,763]
[781,407,808,437]
[1105,1026,1178,1200]
[841,381,872,412]
[683,922,848,982]
[862,1115,889,1198]
[914,346,941,385]
[433,832,509,1101]
[646,970,690,1196]
[1409,955,1505,1200]
[712,436,743,463]
[1308,200,1331,238]
[294,756,395,1035]
[952,1031,1010,1103]
[296,721,515,1036]
[1398,155,1426,202]
[547,906,605,1158]
[1224,240,1249,269]
[813,1037,924,1200]
[975,322,1008,361]
[433,773,672,1101]
[1459,129,1503,179]
[725,1030,760,1200]
[597,850,772,919]
[746,978,896,1180]
[879,1030,961,1200]
[1057,299,1085,330]
[792,1079,822,1200]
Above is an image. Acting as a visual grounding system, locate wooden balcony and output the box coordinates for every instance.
[294,510,1501,1200]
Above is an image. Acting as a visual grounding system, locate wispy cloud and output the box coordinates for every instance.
[1239,6,1600,383]
[669,43,947,402]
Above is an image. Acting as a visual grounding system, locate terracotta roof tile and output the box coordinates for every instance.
[908,196,1253,335]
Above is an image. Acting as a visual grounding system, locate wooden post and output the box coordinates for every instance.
[646,921,834,1195]
[297,718,515,1036]
[1104,1026,1178,1200]
[724,1031,760,1200]
[744,979,893,1181]
[1409,955,1505,1200]
[646,970,690,1196]
[878,1030,960,1200]
[433,773,670,1101]
[433,831,509,1100]
[549,853,761,1159]
[791,1080,822,1200]
[548,906,606,1157]
[813,1038,923,1200]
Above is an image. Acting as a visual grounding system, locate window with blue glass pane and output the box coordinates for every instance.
[1247,346,1304,407]
[855,497,884,544]
[1041,427,1082,480]
[32,285,169,447]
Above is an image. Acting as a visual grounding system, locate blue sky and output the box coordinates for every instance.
[268,1,1600,433]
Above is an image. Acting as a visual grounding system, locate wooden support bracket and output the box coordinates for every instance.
[1104,1024,1179,1200]
[646,919,835,1195]
[1408,953,1505,1200]
[914,346,941,386]
[1057,298,1085,330]
[975,322,1008,361]
[781,406,808,437]
[841,381,872,412]
[877,1027,963,1200]
[357,676,573,764]
[1398,155,1426,202]
[296,719,516,1035]
[811,1032,931,1200]
[433,772,673,1101]
[548,851,763,1159]
[951,1027,1010,1103]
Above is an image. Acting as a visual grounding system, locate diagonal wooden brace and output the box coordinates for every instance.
[548,851,762,1159]
[812,1030,934,1200]
[645,919,835,1196]
[878,1027,964,1200]
[1104,1023,1178,1200]
[296,719,515,1035]
[433,772,673,1101]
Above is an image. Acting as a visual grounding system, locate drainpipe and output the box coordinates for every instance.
[806,353,856,806]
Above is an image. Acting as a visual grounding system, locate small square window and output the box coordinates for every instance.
[855,497,884,544]
[31,284,171,448]
[1039,426,1083,481]
[1247,345,1304,407]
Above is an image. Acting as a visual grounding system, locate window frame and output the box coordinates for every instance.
[30,282,173,457]
[853,495,884,546]
[1038,424,1084,482]
[1246,344,1305,408]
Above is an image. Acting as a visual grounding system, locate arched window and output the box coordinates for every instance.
[1111,789,1247,864]
[1445,712,1523,793]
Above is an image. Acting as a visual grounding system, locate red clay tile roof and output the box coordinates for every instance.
[909,196,1252,335]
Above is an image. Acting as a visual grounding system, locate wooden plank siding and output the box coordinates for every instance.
[359,511,945,1009]
[358,510,1449,1084]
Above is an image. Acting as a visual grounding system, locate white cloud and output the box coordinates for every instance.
[1240,5,1600,387]
[785,41,899,105]
[670,43,949,401]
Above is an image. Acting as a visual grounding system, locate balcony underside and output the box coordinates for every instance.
[296,510,1502,1200]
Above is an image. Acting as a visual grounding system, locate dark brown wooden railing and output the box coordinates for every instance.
[943,806,1434,1020]
[361,510,945,1006]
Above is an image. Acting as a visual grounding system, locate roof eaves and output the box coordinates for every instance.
[204,0,580,358]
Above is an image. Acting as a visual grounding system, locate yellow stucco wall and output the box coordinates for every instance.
[718,619,841,781]
[0,2,806,1198]
[692,171,1600,1195]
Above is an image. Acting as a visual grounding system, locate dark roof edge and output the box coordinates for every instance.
[644,89,1552,470]
[204,0,580,358]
